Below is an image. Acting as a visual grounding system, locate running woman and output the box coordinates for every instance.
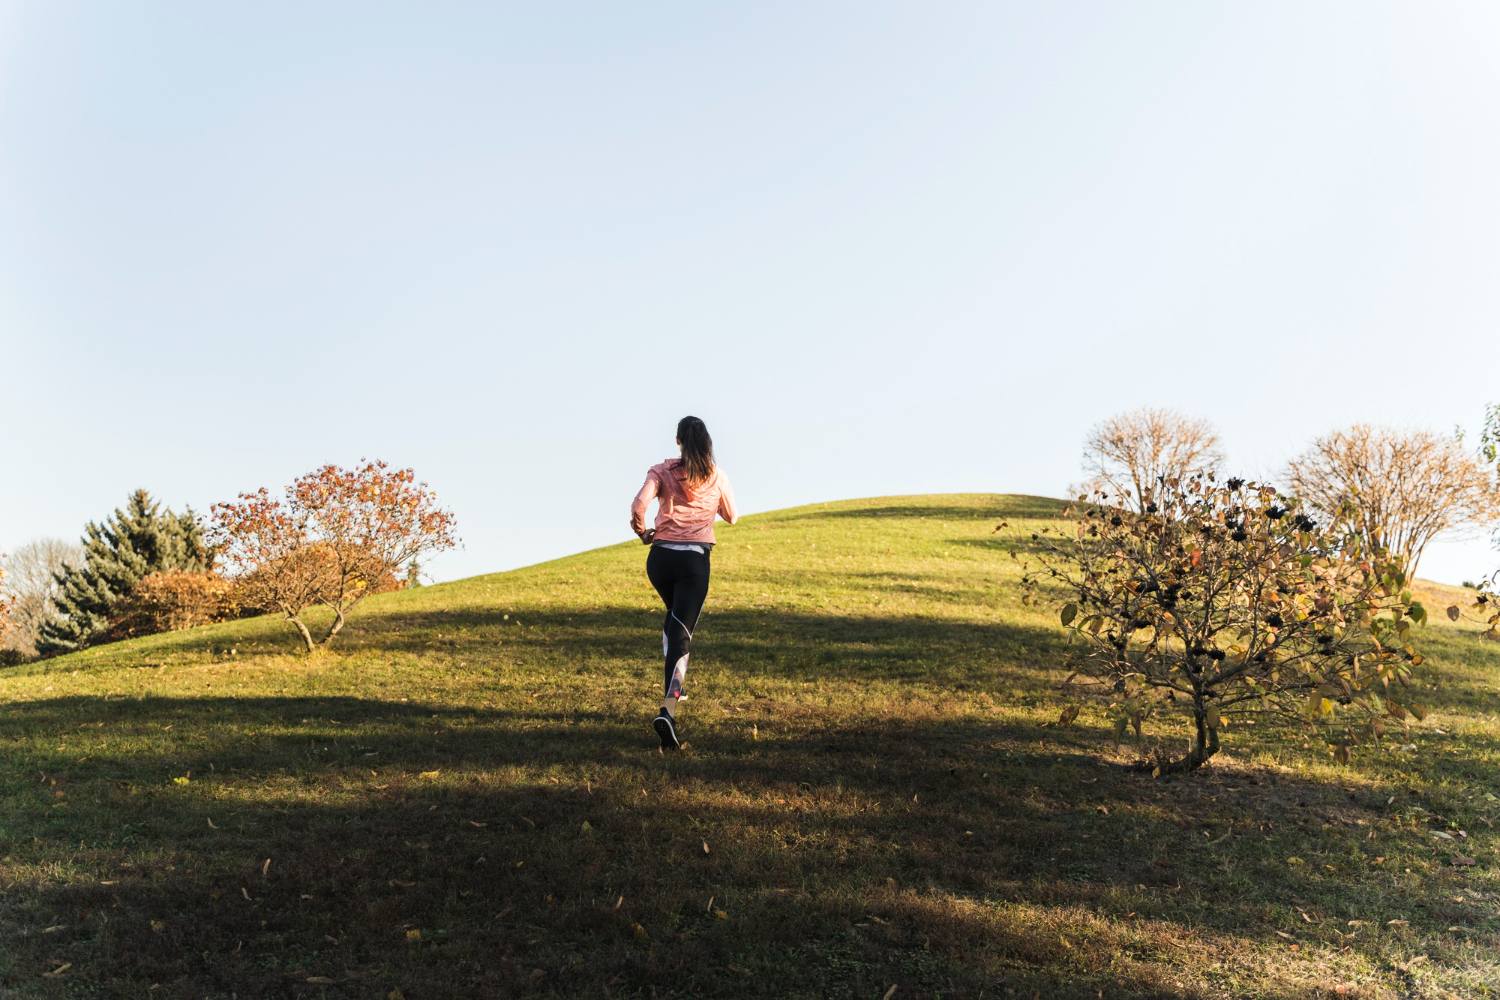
[630,416,738,750]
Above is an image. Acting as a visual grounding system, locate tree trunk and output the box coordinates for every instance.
[319,604,347,646]
[1136,700,1220,776]
[285,613,315,654]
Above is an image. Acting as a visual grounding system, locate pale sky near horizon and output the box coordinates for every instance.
[3,2,1500,585]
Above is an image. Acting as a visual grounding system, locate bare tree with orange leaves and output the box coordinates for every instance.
[212,461,458,652]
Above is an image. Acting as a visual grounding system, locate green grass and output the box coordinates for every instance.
[2,494,1498,999]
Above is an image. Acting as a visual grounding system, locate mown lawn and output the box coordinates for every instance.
[1,494,1497,999]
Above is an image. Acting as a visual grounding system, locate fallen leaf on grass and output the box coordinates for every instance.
[714,909,728,920]
[1396,955,1428,972]
[262,858,271,877]
[469,820,487,828]
[1450,856,1477,866]
[241,888,251,901]
[702,841,710,854]
[420,770,440,779]
[100,880,118,885]
[41,924,66,934]
[632,922,650,942]
[206,817,218,829]
[1287,857,1305,865]
[43,963,71,977]
[1274,931,1294,940]
[406,928,422,942]
[520,816,535,827]
[391,880,416,888]
[1387,919,1408,926]
[883,986,898,1000]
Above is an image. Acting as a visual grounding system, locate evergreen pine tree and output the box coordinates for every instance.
[37,490,208,655]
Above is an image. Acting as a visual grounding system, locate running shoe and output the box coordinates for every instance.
[652,712,680,750]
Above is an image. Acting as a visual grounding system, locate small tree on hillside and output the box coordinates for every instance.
[1082,408,1224,512]
[1017,476,1428,775]
[211,461,458,653]
[1286,425,1499,579]
[38,491,208,656]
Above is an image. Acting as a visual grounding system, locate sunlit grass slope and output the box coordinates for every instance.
[2,495,1498,999]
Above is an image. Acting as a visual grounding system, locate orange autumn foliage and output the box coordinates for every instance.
[106,570,240,640]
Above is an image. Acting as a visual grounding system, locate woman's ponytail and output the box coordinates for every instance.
[677,416,714,486]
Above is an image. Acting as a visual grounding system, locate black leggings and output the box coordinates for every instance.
[645,545,711,699]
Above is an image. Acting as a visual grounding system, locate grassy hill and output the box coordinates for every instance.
[1,494,1497,999]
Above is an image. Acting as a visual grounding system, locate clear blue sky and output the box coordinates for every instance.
[3,2,1499,584]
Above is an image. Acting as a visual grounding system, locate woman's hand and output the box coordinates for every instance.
[638,528,656,545]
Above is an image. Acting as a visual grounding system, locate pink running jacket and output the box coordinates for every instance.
[630,459,739,543]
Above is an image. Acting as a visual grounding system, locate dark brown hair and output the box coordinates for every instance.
[677,416,714,486]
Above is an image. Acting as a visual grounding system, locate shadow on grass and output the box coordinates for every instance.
[3,695,1485,999]
[306,606,1071,693]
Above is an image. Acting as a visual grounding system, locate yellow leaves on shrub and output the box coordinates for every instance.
[107,569,240,640]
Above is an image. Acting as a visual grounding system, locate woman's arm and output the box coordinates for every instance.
[717,474,739,525]
[630,471,660,537]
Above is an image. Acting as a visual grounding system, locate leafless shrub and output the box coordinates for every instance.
[1286,425,1499,578]
[1,538,84,659]
[1082,408,1224,511]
